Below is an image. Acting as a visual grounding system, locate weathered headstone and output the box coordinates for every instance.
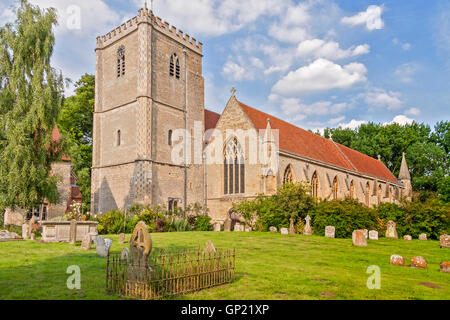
[129,221,152,266]
[440,262,450,273]
[93,236,112,257]
[121,248,130,264]
[403,235,412,241]
[288,218,296,235]
[204,240,217,255]
[280,228,289,235]
[390,254,405,266]
[22,223,30,239]
[325,226,335,238]
[362,229,368,239]
[224,219,232,232]
[352,230,367,247]
[411,256,427,269]
[213,223,221,232]
[69,219,77,245]
[302,215,312,236]
[234,224,244,232]
[369,230,378,240]
[385,220,398,239]
[418,233,427,241]
[269,226,277,233]
[81,234,92,250]
[245,227,251,232]
[0,230,22,241]
[118,233,126,244]
[30,233,36,241]
[440,234,450,248]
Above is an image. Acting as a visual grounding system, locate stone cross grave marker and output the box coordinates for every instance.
[303,215,312,235]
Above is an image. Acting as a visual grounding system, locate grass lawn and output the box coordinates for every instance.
[0,231,449,300]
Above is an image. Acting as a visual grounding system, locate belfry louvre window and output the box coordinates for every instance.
[170,53,180,79]
[117,45,125,77]
[311,171,319,199]
[224,138,245,195]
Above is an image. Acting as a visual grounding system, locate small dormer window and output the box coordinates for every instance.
[117,45,125,77]
[170,53,180,79]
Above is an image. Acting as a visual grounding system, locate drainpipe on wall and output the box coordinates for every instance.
[183,49,187,211]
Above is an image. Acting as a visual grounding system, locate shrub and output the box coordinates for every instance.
[194,215,213,231]
[169,217,193,232]
[311,198,378,238]
[97,210,126,235]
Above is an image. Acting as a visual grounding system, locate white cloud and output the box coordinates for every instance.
[0,3,15,25]
[365,88,404,110]
[385,115,415,126]
[296,39,370,61]
[392,38,411,51]
[405,107,421,116]
[341,5,384,31]
[338,119,367,129]
[394,63,419,83]
[222,60,253,81]
[329,116,346,124]
[272,59,367,95]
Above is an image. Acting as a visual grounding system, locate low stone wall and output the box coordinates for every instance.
[41,221,98,243]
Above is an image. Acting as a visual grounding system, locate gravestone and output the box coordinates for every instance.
[411,256,427,269]
[69,219,77,245]
[213,223,221,232]
[362,229,368,239]
[129,221,152,266]
[93,236,112,257]
[418,233,427,241]
[352,230,367,247]
[30,233,36,241]
[81,234,92,250]
[325,226,335,238]
[245,227,251,232]
[302,215,313,236]
[390,254,405,266]
[22,224,30,239]
[403,235,412,241]
[269,226,277,233]
[234,224,244,232]
[369,230,378,240]
[440,262,450,273]
[121,248,130,264]
[440,235,450,248]
[280,228,289,235]
[224,219,232,232]
[288,218,296,235]
[204,240,217,255]
[118,233,126,244]
[385,220,398,239]
[0,230,22,242]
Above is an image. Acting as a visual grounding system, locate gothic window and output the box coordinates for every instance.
[117,45,125,77]
[365,182,370,206]
[117,130,121,146]
[350,180,355,199]
[378,184,382,204]
[283,165,294,184]
[168,130,173,146]
[168,198,178,212]
[224,138,245,195]
[170,53,180,79]
[332,176,339,200]
[311,171,319,199]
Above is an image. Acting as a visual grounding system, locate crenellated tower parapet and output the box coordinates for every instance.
[96,8,203,55]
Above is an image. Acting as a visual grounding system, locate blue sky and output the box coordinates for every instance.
[1,0,449,131]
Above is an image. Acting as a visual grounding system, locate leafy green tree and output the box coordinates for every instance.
[58,74,94,209]
[0,1,63,211]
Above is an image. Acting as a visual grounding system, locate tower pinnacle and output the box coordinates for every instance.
[398,152,411,180]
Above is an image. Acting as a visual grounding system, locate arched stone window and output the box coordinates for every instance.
[170,53,180,78]
[283,165,294,184]
[350,180,355,199]
[378,184,382,204]
[365,182,370,206]
[224,138,245,195]
[311,171,319,199]
[332,176,339,200]
[117,45,125,77]
[117,130,121,146]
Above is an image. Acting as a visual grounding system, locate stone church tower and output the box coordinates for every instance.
[91,7,205,214]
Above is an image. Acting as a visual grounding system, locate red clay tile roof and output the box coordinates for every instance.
[238,100,398,183]
[51,126,71,161]
[205,109,221,131]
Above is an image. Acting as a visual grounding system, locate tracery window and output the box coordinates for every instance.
[311,171,319,199]
[224,138,245,195]
[365,182,370,206]
[117,45,125,77]
[332,176,339,200]
[349,180,355,199]
[283,165,294,184]
[170,53,180,79]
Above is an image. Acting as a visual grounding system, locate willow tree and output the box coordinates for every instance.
[0,0,63,212]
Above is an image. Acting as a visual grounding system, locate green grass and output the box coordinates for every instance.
[0,232,449,300]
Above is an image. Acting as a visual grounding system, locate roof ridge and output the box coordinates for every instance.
[332,140,358,172]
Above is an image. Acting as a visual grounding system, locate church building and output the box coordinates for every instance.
[91,7,412,224]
